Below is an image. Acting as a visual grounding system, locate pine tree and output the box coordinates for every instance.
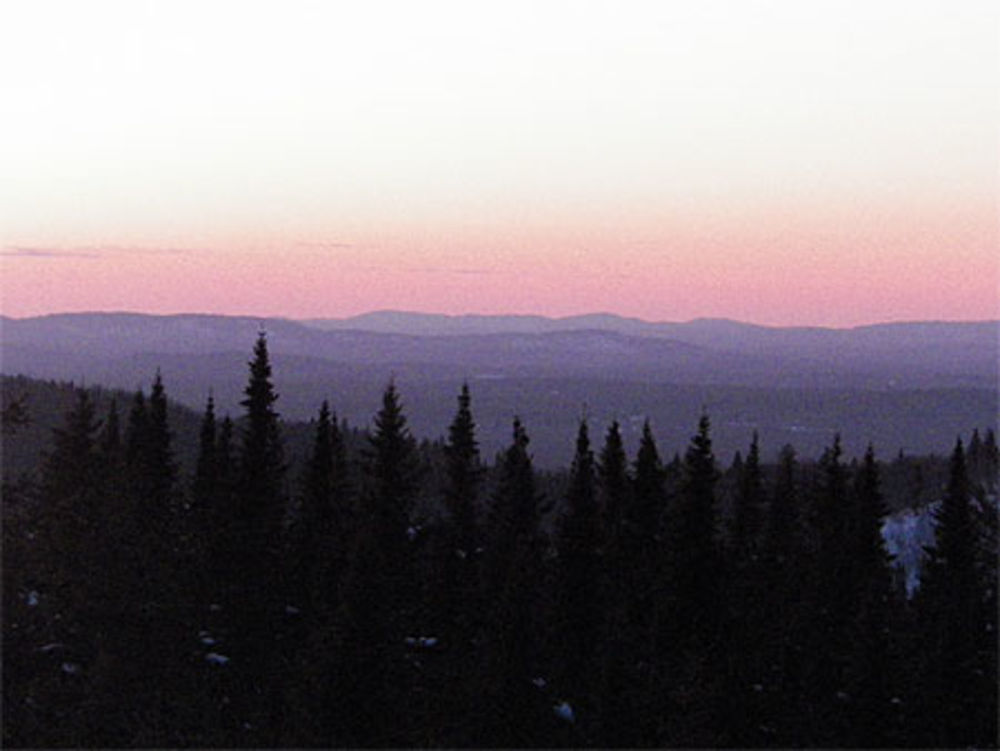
[552,420,603,740]
[672,412,721,635]
[842,444,899,746]
[427,383,484,743]
[594,420,636,746]
[802,434,854,743]
[605,419,665,745]
[218,331,288,744]
[443,382,482,557]
[39,389,105,618]
[215,415,236,508]
[282,400,355,746]
[35,389,124,745]
[124,389,148,470]
[146,370,176,508]
[914,437,994,746]
[598,420,629,552]
[238,331,285,532]
[476,418,554,747]
[658,413,726,747]
[99,397,121,461]
[361,381,418,568]
[192,394,218,511]
[295,400,352,617]
[327,382,419,746]
[631,420,666,537]
[722,431,769,746]
[730,431,764,563]
[758,443,810,745]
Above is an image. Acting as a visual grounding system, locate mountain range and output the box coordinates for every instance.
[2,311,996,467]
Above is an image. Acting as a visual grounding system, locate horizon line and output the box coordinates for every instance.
[2,307,997,332]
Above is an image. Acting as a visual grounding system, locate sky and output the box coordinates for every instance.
[1,0,997,326]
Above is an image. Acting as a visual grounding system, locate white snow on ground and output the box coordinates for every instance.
[554,701,574,723]
[881,503,937,597]
[404,636,439,649]
[205,653,230,665]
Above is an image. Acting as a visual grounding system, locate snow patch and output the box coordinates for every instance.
[205,652,230,665]
[554,701,574,723]
[881,503,938,596]
[404,636,439,649]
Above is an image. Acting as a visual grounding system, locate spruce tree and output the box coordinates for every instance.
[608,419,666,745]
[146,370,176,509]
[295,400,352,617]
[552,420,603,740]
[220,331,288,744]
[99,397,121,461]
[915,437,993,746]
[283,400,355,745]
[803,434,853,743]
[443,382,482,557]
[842,444,899,746]
[428,383,484,742]
[35,389,125,745]
[598,420,629,552]
[672,412,721,635]
[327,382,419,746]
[759,443,809,745]
[631,420,666,537]
[730,431,764,563]
[658,413,725,747]
[124,389,148,470]
[238,331,285,534]
[723,431,769,746]
[192,394,217,511]
[476,418,554,747]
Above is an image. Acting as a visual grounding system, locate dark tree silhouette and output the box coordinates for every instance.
[552,420,603,741]
[914,437,995,747]
[326,382,419,747]
[476,418,555,747]
[841,444,899,746]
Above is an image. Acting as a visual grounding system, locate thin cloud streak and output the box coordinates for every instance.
[1,245,195,258]
[296,241,357,250]
[2,246,100,258]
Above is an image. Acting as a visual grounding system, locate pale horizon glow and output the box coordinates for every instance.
[1,0,997,326]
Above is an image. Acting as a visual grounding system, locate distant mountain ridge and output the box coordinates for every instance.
[2,311,996,389]
[1,311,995,468]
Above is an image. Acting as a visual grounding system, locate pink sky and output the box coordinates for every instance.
[2,1,997,327]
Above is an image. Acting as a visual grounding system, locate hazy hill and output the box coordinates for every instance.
[303,311,998,388]
[1,312,996,467]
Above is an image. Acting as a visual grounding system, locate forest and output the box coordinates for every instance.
[2,332,997,748]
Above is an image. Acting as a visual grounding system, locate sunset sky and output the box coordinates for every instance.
[1,0,997,326]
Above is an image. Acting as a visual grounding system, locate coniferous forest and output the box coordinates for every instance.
[2,333,997,748]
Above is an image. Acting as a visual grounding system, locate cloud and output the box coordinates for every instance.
[410,266,496,276]
[1,246,100,258]
[1,245,194,258]
[296,241,356,250]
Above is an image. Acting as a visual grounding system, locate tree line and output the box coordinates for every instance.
[2,332,997,748]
